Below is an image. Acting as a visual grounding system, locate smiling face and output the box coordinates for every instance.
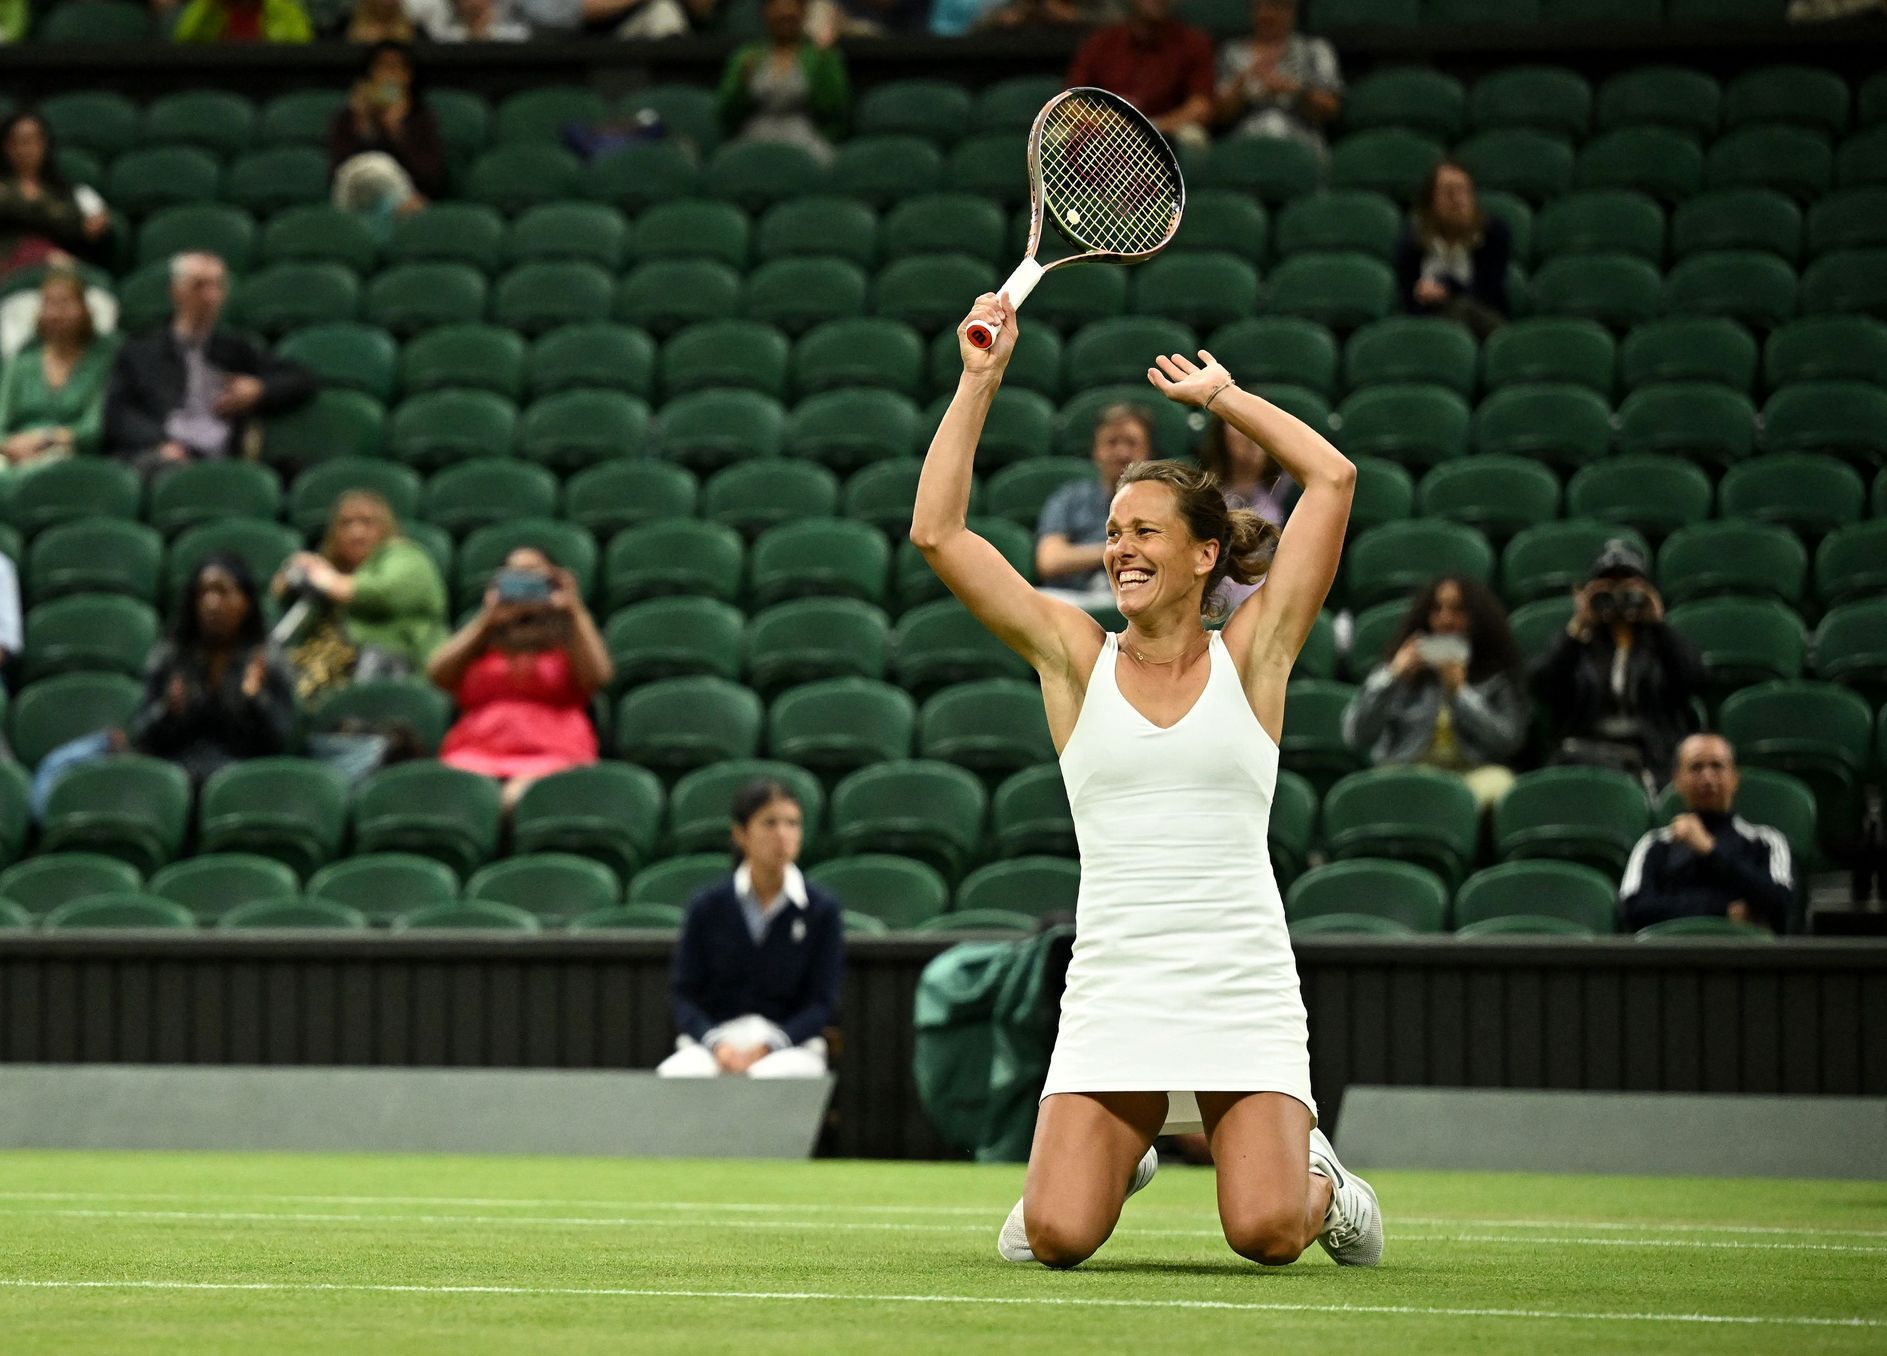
[1105,480,1217,620]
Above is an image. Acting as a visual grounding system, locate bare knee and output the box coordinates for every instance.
[1223,1209,1308,1267]
[1026,1215,1106,1269]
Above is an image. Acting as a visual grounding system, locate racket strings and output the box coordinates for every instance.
[1038,95,1182,257]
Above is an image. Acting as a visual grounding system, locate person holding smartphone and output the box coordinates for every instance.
[428,547,613,810]
[1341,574,1529,810]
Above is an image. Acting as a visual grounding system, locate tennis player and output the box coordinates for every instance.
[911,291,1384,1270]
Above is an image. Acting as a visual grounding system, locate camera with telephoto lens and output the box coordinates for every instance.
[1588,586,1652,625]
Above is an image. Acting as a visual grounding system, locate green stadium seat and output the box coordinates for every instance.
[1501,520,1645,606]
[393,899,540,932]
[516,387,656,486]
[113,263,176,337]
[1345,599,1407,682]
[1863,71,1887,127]
[1417,457,1561,540]
[942,132,1031,206]
[756,196,878,267]
[400,324,526,399]
[1494,766,1651,872]
[785,389,921,474]
[1719,454,1864,537]
[0,852,141,916]
[1284,858,1447,932]
[908,908,1035,934]
[1196,136,1323,204]
[198,756,348,876]
[605,595,743,691]
[830,135,944,208]
[464,145,582,214]
[494,86,605,144]
[1207,317,1340,397]
[1273,191,1398,261]
[1453,860,1617,933]
[1705,124,1834,203]
[213,897,368,929]
[1287,912,1419,938]
[386,390,518,471]
[20,594,156,684]
[222,147,327,218]
[896,517,1033,612]
[1566,457,1711,541]
[747,516,888,606]
[1329,129,1443,202]
[7,458,139,538]
[1619,317,1757,392]
[1669,596,1808,690]
[465,852,621,925]
[41,893,194,930]
[487,261,615,339]
[603,520,743,609]
[1267,252,1395,330]
[616,676,763,776]
[857,78,975,144]
[624,84,718,153]
[916,387,1056,471]
[38,755,189,875]
[954,856,1081,920]
[845,461,961,538]
[1807,189,1887,258]
[309,678,452,755]
[708,441,848,531]
[625,855,728,910]
[352,762,502,877]
[163,518,300,605]
[1530,253,1663,330]
[1252,767,1312,890]
[1057,385,1197,460]
[1616,383,1758,467]
[1595,67,1721,137]
[980,458,1092,532]
[972,75,1061,132]
[147,853,301,924]
[707,141,825,213]
[743,257,871,337]
[430,89,492,161]
[257,204,378,273]
[259,90,345,146]
[806,854,950,930]
[145,460,283,538]
[616,260,742,338]
[24,519,161,606]
[983,763,1076,863]
[1334,384,1469,469]
[51,146,101,191]
[510,762,665,878]
[1812,599,1887,700]
[277,323,398,402]
[1508,594,1575,660]
[1800,248,1887,319]
[454,518,596,608]
[1664,250,1798,330]
[136,203,256,272]
[1061,317,1196,394]
[421,460,557,538]
[1344,317,1477,394]
[1127,253,1260,332]
[1345,66,1465,138]
[628,199,747,269]
[1344,457,1412,534]
[1533,190,1664,262]
[558,462,693,541]
[659,321,789,400]
[259,378,390,471]
[230,262,359,339]
[0,763,23,871]
[1719,679,1874,852]
[1024,263,1128,334]
[763,676,913,777]
[1724,65,1849,136]
[1815,520,1887,607]
[666,759,822,856]
[651,391,784,478]
[1672,189,1802,263]
[746,597,890,694]
[918,678,1054,779]
[1575,127,1703,204]
[1468,65,1591,138]
[106,145,221,217]
[1456,913,1602,937]
[299,465,412,555]
[1836,126,1887,189]
[1763,381,1887,465]
[363,262,487,340]
[406,522,454,583]
[1658,520,1806,607]
[890,598,1031,697]
[829,759,987,878]
[793,318,926,400]
[1479,318,1613,394]
[873,254,997,333]
[40,91,140,157]
[1322,766,1479,886]
[1278,678,1364,792]
[1456,129,1575,205]
[586,143,702,214]
[1635,915,1774,940]
[387,203,506,272]
[1171,189,1268,264]
[1346,519,1494,609]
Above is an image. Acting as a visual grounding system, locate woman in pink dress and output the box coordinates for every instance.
[427,547,613,809]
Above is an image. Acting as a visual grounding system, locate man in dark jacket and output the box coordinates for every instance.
[103,251,315,477]
[1531,539,1705,787]
[1618,733,1796,932]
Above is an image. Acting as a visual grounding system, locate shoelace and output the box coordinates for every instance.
[1323,1186,1363,1249]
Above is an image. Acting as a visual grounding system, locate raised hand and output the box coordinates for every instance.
[957,292,1018,376]
[1147,349,1235,408]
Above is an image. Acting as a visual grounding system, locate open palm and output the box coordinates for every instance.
[1147,350,1233,408]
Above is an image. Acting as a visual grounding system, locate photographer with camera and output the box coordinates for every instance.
[428,546,613,811]
[1531,540,1704,790]
[1342,574,1529,810]
[327,43,445,225]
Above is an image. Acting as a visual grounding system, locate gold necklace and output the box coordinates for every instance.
[1122,634,1208,667]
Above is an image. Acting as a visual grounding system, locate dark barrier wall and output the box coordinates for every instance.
[3,934,1884,1158]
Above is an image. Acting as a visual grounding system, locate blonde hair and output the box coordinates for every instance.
[321,490,398,568]
[1116,459,1278,619]
[37,269,95,348]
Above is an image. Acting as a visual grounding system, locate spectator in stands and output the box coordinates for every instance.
[424,0,531,40]
[102,251,316,479]
[1034,402,1154,599]
[1395,159,1512,338]
[1066,0,1215,149]
[715,0,851,162]
[660,777,844,1080]
[0,112,112,279]
[173,0,316,41]
[428,546,612,810]
[1532,539,1704,789]
[329,42,446,226]
[1212,0,1342,152]
[273,490,449,701]
[1619,733,1796,933]
[1201,415,1294,527]
[1342,575,1529,810]
[1,271,117,480]
[346,0,416,38]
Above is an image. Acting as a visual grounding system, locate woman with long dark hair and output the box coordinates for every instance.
[328,42,446,223]
[1394,159,1511,336]
[659,778,844,1080]
[1342,573,1529,809]
[0,112,111,279]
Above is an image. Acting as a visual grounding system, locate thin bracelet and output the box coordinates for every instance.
[1203,379,1237,413]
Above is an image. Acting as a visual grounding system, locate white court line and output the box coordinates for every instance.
[0,1277,1879,1330]
[15,1207,1887,1254]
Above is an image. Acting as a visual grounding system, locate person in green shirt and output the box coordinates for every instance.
[172,0,314,42]
[1,270,116,478]
[272,489,448,700]
[715,0,851,162]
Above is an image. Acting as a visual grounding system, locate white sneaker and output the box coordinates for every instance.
[996,1145,1159,1263]
[1307,1127,1384,1267]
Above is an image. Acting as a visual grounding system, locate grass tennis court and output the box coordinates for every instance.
[2,1150,1881,1354]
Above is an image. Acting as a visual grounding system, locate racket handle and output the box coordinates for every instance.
[966,258,1045,350]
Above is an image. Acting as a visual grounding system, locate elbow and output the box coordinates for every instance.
[1327,454,1357,491]
[908,518,954,554]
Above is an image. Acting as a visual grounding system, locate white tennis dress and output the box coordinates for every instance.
[1041,630,1316,1134]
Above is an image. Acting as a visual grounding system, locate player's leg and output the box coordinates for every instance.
[1010,1091,1165,1268]
[1198,1091,1326,1266]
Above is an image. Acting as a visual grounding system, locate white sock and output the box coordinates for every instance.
[997,1197,1034,1263]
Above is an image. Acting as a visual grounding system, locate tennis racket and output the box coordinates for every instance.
[965,86,1186,351]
